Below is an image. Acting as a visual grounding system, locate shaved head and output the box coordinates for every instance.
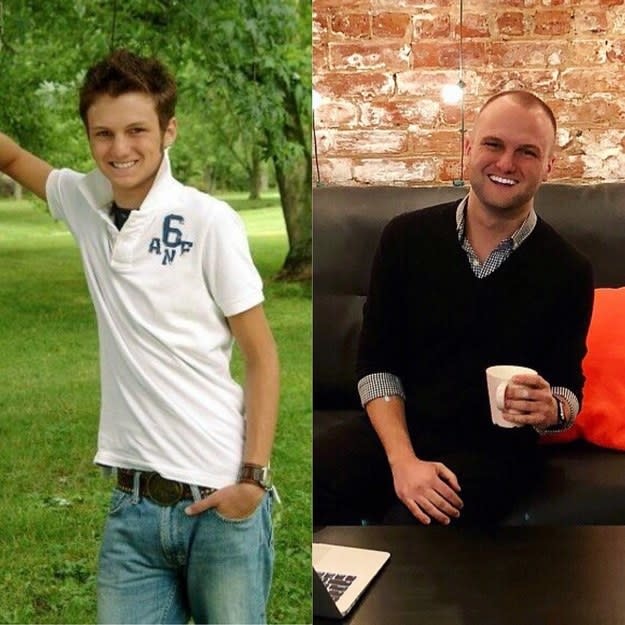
[475,90,557,150]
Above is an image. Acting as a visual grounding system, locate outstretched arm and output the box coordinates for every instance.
[0,132,52,201]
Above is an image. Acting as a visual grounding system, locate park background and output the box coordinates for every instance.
[0,1,311,624]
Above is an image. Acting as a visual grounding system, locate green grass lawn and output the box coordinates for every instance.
[0,195,311,624]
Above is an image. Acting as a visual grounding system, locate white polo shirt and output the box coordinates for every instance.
[45,154,264,488]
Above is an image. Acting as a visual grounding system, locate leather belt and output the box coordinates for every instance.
[116,469,217,506]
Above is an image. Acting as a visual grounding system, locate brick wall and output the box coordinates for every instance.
[313,0,625,186]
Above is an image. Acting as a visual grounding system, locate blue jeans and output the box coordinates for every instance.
[97,488,274,624]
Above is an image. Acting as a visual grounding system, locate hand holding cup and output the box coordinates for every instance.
[486,365,538,428]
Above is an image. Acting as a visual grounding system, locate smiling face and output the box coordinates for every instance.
[86,92,176,208]
[465,95,556,220]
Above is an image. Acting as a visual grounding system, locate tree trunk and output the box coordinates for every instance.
[273,149,311,281]
[203,167,216,194]
[14,182,22,200]
[248,148,266,200]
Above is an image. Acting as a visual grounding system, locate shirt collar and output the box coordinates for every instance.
[455,195,537,250]
[76,149,178,215]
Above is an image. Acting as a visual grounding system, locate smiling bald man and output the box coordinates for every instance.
[314,90,594,528]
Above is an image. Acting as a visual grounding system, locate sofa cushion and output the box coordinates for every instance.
[578,287,625,449]
[544,287,625,449]
[532,185,625,288]
[313,295,364,409]
[573,288,625,450]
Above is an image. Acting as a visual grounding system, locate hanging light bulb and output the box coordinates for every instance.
[441,82,464,105]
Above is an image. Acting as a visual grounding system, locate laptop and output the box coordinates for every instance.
[313,542,391,619]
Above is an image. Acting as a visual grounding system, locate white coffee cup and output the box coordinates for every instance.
[485,365,538,428]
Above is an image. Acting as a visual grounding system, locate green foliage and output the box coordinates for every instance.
[163,0,313,160]
[1,0,312,273]
[0,0,311,191]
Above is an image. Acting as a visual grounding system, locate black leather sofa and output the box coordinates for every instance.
[314,183,625,525]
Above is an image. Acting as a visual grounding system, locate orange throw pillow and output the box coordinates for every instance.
[543,287,625,449]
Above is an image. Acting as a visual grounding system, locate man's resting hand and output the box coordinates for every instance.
[390,455,463,525]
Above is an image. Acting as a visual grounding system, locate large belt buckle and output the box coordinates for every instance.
[145,473,184,506]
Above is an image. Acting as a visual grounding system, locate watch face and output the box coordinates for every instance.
[239,465,272,489]
[258,467,272,489]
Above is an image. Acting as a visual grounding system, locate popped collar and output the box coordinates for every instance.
[75,151,185,269]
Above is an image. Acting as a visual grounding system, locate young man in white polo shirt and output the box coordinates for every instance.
[0,49,279,624]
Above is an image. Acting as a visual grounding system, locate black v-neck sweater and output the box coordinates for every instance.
[357,201,594,451]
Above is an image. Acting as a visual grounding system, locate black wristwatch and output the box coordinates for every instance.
[238,463,273,490]
[554,396,567,428]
